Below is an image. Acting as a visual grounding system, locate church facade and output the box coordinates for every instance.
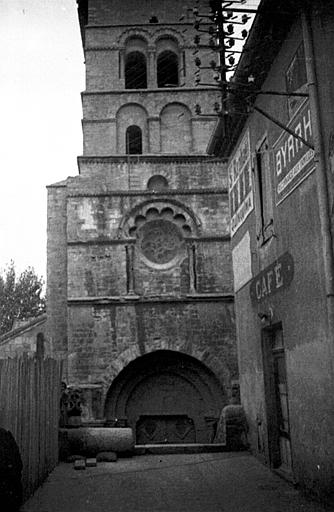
[46,0,237,444]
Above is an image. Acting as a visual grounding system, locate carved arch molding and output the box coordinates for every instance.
[104,350,225,444]
[118,27,186,48]
[119,199,200,271]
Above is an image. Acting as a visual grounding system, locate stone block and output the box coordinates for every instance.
[96,451,118,462]
[220,405,248,451]
[67,454,86,463]
[74,459,86,470]
[65,427,135,456]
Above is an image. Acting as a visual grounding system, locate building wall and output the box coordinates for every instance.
[48,159,235,393]
[46,183,68,360]
[81,9,220,156]
[47,0,237,439]
[0,316,47,358]
[228,12,334,502]
[88,0,194,26]
[67,300,236,406]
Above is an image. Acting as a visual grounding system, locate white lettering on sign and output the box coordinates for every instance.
[250,253,294,303]
[255,264,284,300]
[277,149,314,194]
[228,130,254,236]
[275,109,312,177]
[274,101,315,204]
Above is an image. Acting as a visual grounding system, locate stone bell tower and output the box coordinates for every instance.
[47,0,237,444]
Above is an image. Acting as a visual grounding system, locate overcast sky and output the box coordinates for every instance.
[0,0,84,280]
[0,0,258,284]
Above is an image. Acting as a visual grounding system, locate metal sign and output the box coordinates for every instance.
[250,252,294,303]
[274,100,315,204]
[228,129,254,237]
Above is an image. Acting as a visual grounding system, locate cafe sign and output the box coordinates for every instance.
[274,100,315,204]
[250,252,294,303]
[228,129,254,237]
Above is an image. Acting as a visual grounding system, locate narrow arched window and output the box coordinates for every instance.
[157,51,179,88]
[147,175,168,191]
[36,332,45,358]
[125,51,147,89]
[126,125,142,154]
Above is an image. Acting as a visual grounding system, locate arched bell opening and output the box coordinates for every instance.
[157,50,179,87]
[126,125,142,154]
[125,51,147,89]
[104,350,225,444]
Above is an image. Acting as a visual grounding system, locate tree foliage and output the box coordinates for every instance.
[0,261,46,336]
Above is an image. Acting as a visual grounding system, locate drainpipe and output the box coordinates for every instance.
[301,8,334,368]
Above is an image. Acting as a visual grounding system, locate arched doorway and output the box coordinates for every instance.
[104,350,225,444]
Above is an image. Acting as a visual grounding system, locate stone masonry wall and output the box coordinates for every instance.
[46,183,68,360]
[67,300,237,402]
[47,0,237,422]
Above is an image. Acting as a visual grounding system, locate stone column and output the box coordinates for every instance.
[187,242,197,293]
[148,117,161,153]
[119,47,125,82]
[148,47,156,88]
[126,243,136,295]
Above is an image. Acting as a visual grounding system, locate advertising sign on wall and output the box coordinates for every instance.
[228,130,253,237]
[232,230,252,292]
[250,252,294,303]
[274,100,315,204]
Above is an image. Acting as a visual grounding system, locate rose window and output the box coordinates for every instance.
[139,220,183,264]
[126,206,194,268]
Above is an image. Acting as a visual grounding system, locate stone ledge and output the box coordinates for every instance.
[134,443,228,455]
[67,294,234,306]
[81,87,221,95]
[68,188,228,197]
[67,236,231,246]
[77,154,226,164]
[68,188,228,196]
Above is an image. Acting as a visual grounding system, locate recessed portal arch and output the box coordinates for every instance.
[104,350,225,444]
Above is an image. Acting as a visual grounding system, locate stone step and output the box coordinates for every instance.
[134,443,228,455]
[74,459,86,470]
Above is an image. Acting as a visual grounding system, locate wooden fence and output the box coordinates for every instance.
[0,355,62,500]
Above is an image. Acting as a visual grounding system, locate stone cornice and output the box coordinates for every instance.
[67,188,228,197]
[81,87,220,96]
[67,235,230,246]
[85,45,197,51]
[82,118,115,124]
[82,116,216,123]
[85,23,204,29]
[67,293,234,306]
[77,154,226,165]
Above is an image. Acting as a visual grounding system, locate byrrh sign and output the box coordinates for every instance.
[274,100,315,204]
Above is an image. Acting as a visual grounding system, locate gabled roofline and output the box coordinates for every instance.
[0,314,47,345]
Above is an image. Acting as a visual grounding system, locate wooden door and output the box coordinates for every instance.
[273,349,292,471]
[263,327,293,473]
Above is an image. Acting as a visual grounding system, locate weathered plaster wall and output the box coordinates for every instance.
[230,14,334,502]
